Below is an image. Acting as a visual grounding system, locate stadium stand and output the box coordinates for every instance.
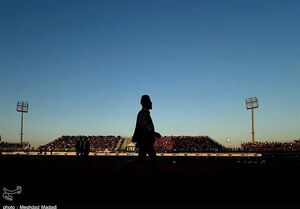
[0,142,30,151]
[154,136,173,152]
[39,135,224,153]
[155,135,224,152]
[119,138,132,150]
[39,135,122,152]
[241,140,300,152]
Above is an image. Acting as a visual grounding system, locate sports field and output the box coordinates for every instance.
[1,152,300,207]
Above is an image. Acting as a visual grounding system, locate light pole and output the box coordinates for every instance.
[16,101,29,146]
[245,97,259,143]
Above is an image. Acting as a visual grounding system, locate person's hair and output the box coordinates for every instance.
[140,95,151,107]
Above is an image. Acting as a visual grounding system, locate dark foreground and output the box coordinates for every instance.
[1,153,300,207]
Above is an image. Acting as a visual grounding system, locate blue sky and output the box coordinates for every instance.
[0,0,299,148]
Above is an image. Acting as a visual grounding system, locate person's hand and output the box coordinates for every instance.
[155,132,161,139]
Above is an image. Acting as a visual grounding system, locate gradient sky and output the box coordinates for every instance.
[1,0,299,148]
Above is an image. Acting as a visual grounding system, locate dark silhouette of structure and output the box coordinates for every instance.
[132,95,161,163]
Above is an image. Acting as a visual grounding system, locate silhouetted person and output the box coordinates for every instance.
[132,95,161,164]
[79,137,85,156]
[75,138,81,157]
[83,138,90,157]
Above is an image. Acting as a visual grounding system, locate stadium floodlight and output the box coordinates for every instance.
[245,97,259,143]
[246,97,259,110]
[16,101,29,146]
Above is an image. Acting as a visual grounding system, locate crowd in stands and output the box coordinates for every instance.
[0,142,30,151]
[241,140,300,152]
[154,136,224,152]
[39,135,224,153]
[2,137,300,153]
[39,135,122,152]
[154,136,173,152]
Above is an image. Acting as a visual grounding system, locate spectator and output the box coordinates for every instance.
[75,138,81,156]
[83,138,90,157]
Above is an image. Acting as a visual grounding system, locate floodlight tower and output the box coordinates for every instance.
[16,101,29,146]
[245,97,259,143]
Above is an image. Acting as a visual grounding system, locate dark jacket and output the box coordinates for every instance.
[132,108,156,145]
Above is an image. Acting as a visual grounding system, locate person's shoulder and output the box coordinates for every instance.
[137,109,144,115]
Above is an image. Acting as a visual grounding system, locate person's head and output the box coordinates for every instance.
[140,95,152,110]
